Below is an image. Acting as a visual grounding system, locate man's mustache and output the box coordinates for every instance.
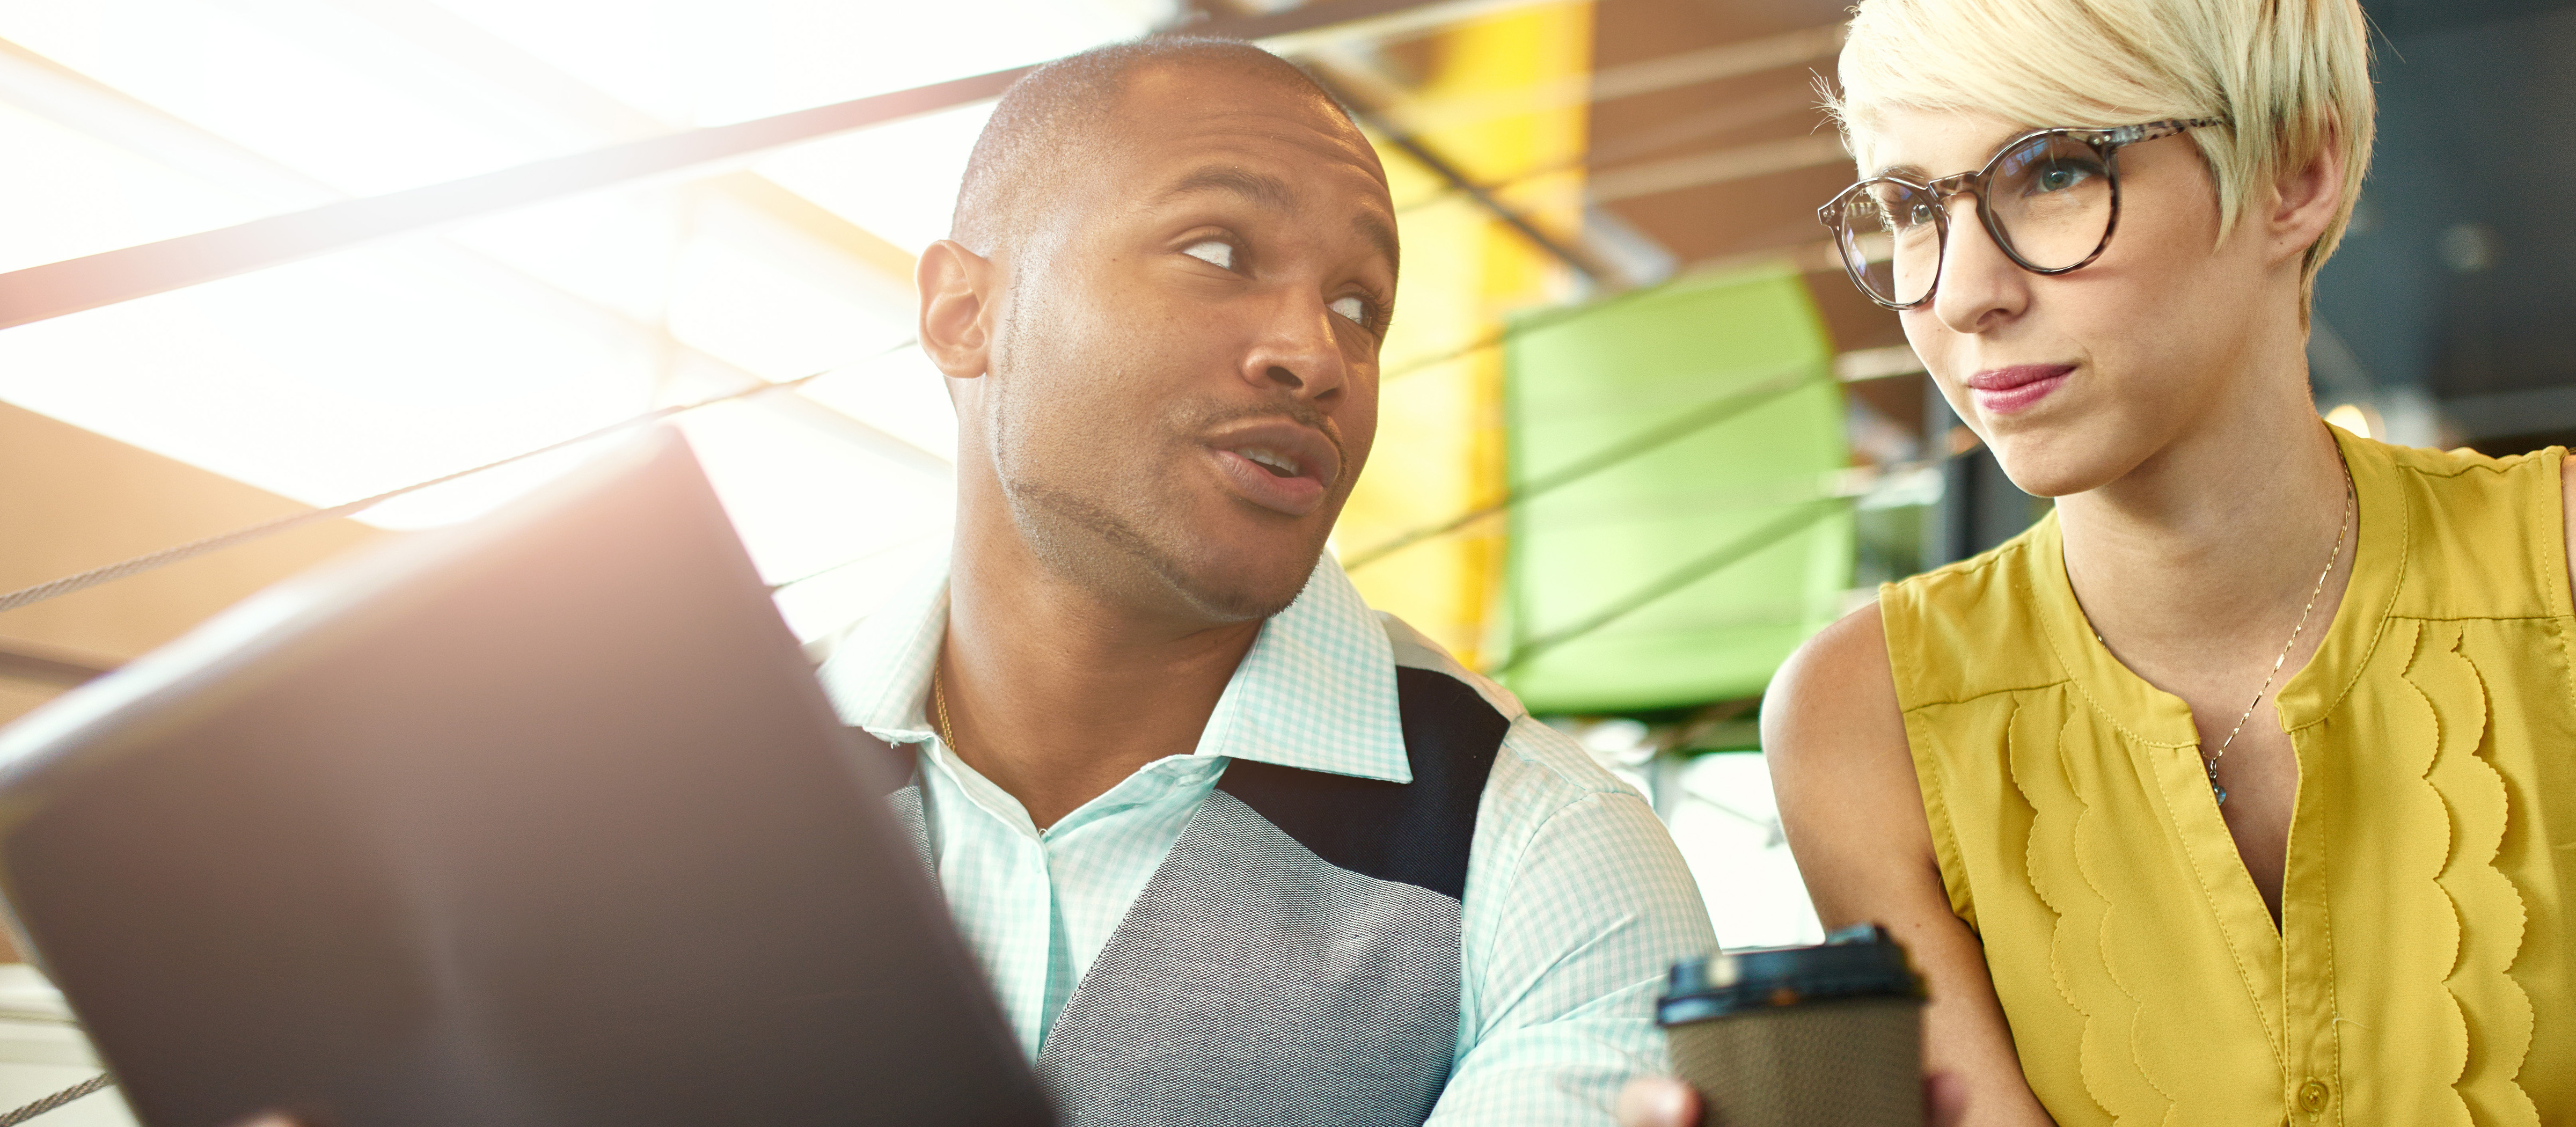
[1175,399,1344,466]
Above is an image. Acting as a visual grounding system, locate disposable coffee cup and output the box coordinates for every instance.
[1658,923,1924,1127]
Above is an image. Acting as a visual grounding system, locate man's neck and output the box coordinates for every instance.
[936,535,1267,831]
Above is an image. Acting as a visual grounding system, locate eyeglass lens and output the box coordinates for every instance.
[1835,131,2117,306]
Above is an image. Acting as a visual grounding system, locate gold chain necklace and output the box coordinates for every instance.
[2094,466,2354,807]
[931,668,962,753]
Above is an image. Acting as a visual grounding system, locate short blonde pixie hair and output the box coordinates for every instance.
[1826,0,2375,297]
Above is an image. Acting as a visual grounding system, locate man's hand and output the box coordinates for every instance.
[1615,1075,1699,1126]
[1614,1073,1972,1126]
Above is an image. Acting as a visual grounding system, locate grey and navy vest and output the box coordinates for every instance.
[869,667,1510,1127]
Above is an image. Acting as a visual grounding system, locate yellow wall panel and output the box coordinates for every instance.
[1339,1,1593,669]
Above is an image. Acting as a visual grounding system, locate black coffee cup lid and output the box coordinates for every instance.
[1658,923,1923,1026]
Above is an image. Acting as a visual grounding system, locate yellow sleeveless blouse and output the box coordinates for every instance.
[1879,429,2576,1125]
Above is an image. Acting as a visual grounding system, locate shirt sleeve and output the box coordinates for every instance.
[1426,735,1719,1127]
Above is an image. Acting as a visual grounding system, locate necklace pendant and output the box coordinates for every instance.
[2212,782,2228,806]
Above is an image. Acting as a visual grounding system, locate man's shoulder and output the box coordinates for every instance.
[1374,612,1643,816]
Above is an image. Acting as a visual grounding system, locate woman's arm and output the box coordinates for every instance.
[1762,604,2055,1127]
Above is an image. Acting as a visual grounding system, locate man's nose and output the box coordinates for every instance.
[1927,197,2030,334]
[1238,289,1350,404]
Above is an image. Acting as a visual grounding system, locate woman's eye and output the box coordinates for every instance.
[1329,295,1369,326]
[2030,160,2098,194]
[1182,240,1235,270]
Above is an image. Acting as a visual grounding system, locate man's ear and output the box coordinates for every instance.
[2266,126,2347,267]
[918,239,997,380]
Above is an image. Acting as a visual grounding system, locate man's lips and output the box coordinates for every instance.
[1201,419,1341,518]
[1965,364,2075,415]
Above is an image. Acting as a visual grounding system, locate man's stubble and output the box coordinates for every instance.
[985,294,1323,625]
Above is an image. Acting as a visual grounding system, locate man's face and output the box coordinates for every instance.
[977,65,1395,623]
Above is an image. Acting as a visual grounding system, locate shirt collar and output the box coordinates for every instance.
[814,552,1410,785]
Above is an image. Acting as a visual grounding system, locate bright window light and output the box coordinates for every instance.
[0,238,657,520]
[1,1,558,196]
[430,0,1167,127]
[0,0,1175,627]
[1666,752,1825,950]
[753,102,996,255]
[0,101,275,273]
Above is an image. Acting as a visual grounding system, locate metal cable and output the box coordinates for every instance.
[0,341,916,617]
[0,1073,113,1126]
[1379,275,1686,382]
[0,236,1825,618]
[1340,370,1821,570]
[1490,499,1840,674]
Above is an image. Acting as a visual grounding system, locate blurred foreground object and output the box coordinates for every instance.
[0,430,1046,1127]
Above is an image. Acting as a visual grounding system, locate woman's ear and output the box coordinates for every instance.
[918,239,997,381]
[2266,126,2348,267]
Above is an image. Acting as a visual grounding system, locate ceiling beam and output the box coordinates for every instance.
[1588,134,1849,204]
[1175,0,1523,42]
[300,0,922,292]
[0,0,1495,332]
[0,0,1846,330]
[1379,23,1844,138]
[0,62,1017,332]
[0,37,950,475]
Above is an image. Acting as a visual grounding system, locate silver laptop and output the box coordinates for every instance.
[0,429,1048,1127]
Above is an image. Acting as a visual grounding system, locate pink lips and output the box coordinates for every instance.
[1965,364,2075,415]
[1211,448,1327,516]
[1201,418,1341,518]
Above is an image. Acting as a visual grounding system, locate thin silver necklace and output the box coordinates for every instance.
[2092,466,2355,806]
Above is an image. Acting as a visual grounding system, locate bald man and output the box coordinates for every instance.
[811,38,1717,1126]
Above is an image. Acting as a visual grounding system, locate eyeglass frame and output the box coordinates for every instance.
[1816,118,2227,310]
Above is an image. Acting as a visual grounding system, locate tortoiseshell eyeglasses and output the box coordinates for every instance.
[1818,118,2226,309]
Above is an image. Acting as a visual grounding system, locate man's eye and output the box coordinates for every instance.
[1182,240,1235,270]
[1329,295,1368,326]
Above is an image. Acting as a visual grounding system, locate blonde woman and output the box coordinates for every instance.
[1727,1,2575,1124]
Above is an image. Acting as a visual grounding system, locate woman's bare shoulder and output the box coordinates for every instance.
[1764,601,1907,772]
[1762,601,1932,871]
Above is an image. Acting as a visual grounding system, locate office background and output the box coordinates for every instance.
[0,1,2569,1118]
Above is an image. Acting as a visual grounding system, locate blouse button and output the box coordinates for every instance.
[2298,1079,2332,1114]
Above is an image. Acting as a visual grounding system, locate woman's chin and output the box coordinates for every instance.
[1985,437,2130,500]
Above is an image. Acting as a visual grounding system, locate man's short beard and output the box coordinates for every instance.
[986,303,1324,623]
[1004,477,1315,623]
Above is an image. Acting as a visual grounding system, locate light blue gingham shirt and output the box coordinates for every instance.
[812,554,1717,1125]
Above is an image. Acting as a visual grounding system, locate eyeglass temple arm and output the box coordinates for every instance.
[2101,116,2228,146]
